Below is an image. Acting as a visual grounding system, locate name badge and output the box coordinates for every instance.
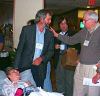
[36,43,43,50]
[60,44,65,50]
[83,40,89,46]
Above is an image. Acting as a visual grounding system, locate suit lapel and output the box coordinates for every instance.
[31,25,36,54]
[41,29,49,54]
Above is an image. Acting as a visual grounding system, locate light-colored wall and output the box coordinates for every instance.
[0,6,13,25]
[13,0,44,48]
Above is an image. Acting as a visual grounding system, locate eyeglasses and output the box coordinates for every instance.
[83,19,91,23]
[83,19,95,23]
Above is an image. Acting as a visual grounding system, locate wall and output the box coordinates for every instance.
[13,0,44,48]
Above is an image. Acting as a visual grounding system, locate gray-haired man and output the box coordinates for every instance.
[51,10,100,96]
[14,9,54,88]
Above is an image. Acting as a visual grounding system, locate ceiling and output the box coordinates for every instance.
[0,0,100,15]
[45,0,100,14]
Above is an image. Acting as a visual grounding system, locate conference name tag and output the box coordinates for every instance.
[83,40,89,46]
[36,43,43,50]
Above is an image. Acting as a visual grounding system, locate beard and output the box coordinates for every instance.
[45,24,50,30]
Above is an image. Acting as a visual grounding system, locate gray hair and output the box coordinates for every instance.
[5,67,19,75]
[83,11,98,22]
[35,9,52,23]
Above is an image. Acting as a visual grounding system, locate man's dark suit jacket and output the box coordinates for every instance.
[14,24,54,81]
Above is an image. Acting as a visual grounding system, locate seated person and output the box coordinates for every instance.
[2,67,64,96]
[2,67,33,96]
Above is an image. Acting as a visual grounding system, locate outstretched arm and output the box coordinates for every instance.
[92,64,100,84]
[50,27,59,37]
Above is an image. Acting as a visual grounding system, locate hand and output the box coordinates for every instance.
[92,73,100,84]
[32,57,42,66]
[96,63,100,73]
[50,27,58,37]
[24,81,31,87]
[96,63,100,68]
[76,60,79,65]
[55,44,60,49]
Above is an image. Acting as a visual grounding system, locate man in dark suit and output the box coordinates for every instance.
[14,9,54,88]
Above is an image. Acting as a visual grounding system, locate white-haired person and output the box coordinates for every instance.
[51,10,100,96]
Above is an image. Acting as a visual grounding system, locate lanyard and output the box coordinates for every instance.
[85,30,95,42]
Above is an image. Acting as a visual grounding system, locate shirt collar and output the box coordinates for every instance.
[59,31,67,35]
[36,24,45,34]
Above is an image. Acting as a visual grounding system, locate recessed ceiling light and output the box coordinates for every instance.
[86,6,91,8]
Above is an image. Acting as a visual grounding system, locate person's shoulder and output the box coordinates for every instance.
[0,33,4,38]
[2,78,10,88]
[78,28,87,34]
[22,24,36,29]
[0,70,6,78]
[3,78,10,83]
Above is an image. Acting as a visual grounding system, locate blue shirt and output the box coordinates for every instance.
[33,25,45,60]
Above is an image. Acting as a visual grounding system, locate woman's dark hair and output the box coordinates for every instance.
[58,16,68,26]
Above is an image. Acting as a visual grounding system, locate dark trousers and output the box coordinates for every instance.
[31,65,44,88]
